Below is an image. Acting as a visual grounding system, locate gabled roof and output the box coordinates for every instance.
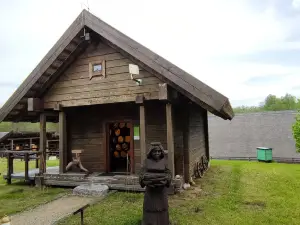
[0,10,234,121]
[0,131,59,144]
[0,132,10,143]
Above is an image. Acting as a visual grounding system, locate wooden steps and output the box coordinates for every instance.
[41,173,176,194]
[108,184,145,192]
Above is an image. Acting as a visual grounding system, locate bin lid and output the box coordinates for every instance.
[256,147,272,150]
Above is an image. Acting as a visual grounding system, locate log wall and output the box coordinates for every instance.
[65,103,139,172]
[43,41,162,108]
[64,101,171,173]
[188,104,207,176]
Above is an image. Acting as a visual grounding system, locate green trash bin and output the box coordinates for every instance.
[256,147,273,162]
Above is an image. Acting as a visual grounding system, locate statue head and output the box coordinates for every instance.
[147,142,165,161]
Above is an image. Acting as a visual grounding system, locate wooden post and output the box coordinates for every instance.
[35,157,39,169]
[139,105,146,165]
[203,110,210,161]
[24,153,29,182]
[166,103,175,178]
[46,140,49,160]
[7,153,13,184]
[59,111,67,173]
[31,138,39,168]
[29,138,32,150]
[10,139,14,151]
[81,211,84,225]
[183,106,190,184]
[9,140,14,174]
[73,204,90,225]
[39,113,47,174]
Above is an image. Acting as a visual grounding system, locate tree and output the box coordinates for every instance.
[292,110,300,153]
[296,98,300,109]
[263,94,279,110]
[233,93,300,114]
[280,94,297,110]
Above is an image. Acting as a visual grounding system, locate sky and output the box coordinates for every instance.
[0,0,300,107]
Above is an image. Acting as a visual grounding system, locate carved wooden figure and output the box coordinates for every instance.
[66,150,89,173]
[139,142,172,225]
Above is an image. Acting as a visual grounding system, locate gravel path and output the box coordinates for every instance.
[11,195,95,225]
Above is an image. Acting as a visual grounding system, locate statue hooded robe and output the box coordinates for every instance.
[139,142,172,225]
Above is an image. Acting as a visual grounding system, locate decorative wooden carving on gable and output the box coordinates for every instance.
[89,60,106,80]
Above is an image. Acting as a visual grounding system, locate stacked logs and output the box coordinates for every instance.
[142,172,169,188]
[111,122,131,159]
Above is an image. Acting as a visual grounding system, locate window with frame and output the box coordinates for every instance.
[89,60,106,80]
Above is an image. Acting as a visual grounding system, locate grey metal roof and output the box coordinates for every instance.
[0,132,10,142]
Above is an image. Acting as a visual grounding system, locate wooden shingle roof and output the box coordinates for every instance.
[0,10,234,121]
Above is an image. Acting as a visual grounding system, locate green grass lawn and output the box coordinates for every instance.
[59,160,300,225]
[0,158,68,217]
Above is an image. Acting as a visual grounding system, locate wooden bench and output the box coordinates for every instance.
[73,203,90,225]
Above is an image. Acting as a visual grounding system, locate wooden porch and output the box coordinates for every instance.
[3,161,146,192]
[3,100,181,195]
[3,163,179,193]
[3,149,180,194]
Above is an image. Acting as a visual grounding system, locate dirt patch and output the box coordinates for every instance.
[182,186,203,198]
[169,185,203,208]
[243,200,266,209]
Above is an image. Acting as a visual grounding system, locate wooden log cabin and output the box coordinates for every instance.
[0,10,234,188]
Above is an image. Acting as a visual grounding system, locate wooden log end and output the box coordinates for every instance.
[135,95,145,104]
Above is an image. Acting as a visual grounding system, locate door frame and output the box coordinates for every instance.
[104,119,134,174]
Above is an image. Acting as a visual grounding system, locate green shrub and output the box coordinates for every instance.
[292,110,300,152]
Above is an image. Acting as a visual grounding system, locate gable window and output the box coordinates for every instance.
[93,64,102,72]
[89,60,106,80]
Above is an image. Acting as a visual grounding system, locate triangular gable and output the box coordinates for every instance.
[43,41,164,108]
[0,10,234,122]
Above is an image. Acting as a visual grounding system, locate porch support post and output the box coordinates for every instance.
[10,140,14,172]
[59,111,67,173]
[183,105,190,184]
[39,113,47,174]
[166,103,175,178]
[139,105,146,165]
[203,110,210,161]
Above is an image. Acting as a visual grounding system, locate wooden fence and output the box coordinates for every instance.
[211,156,300,164]
[4,150,59,184]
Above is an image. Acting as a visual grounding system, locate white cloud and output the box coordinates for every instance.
[187,61,300,105]
[292,0,300,9]
[0,0,299,108]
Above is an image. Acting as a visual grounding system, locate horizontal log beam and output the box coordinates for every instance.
[4,150,42,154]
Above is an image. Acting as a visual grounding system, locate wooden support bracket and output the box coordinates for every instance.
[28,98,43,112]
[135,95,145,104]
[159,83,168,100]
[54,103,63,111]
